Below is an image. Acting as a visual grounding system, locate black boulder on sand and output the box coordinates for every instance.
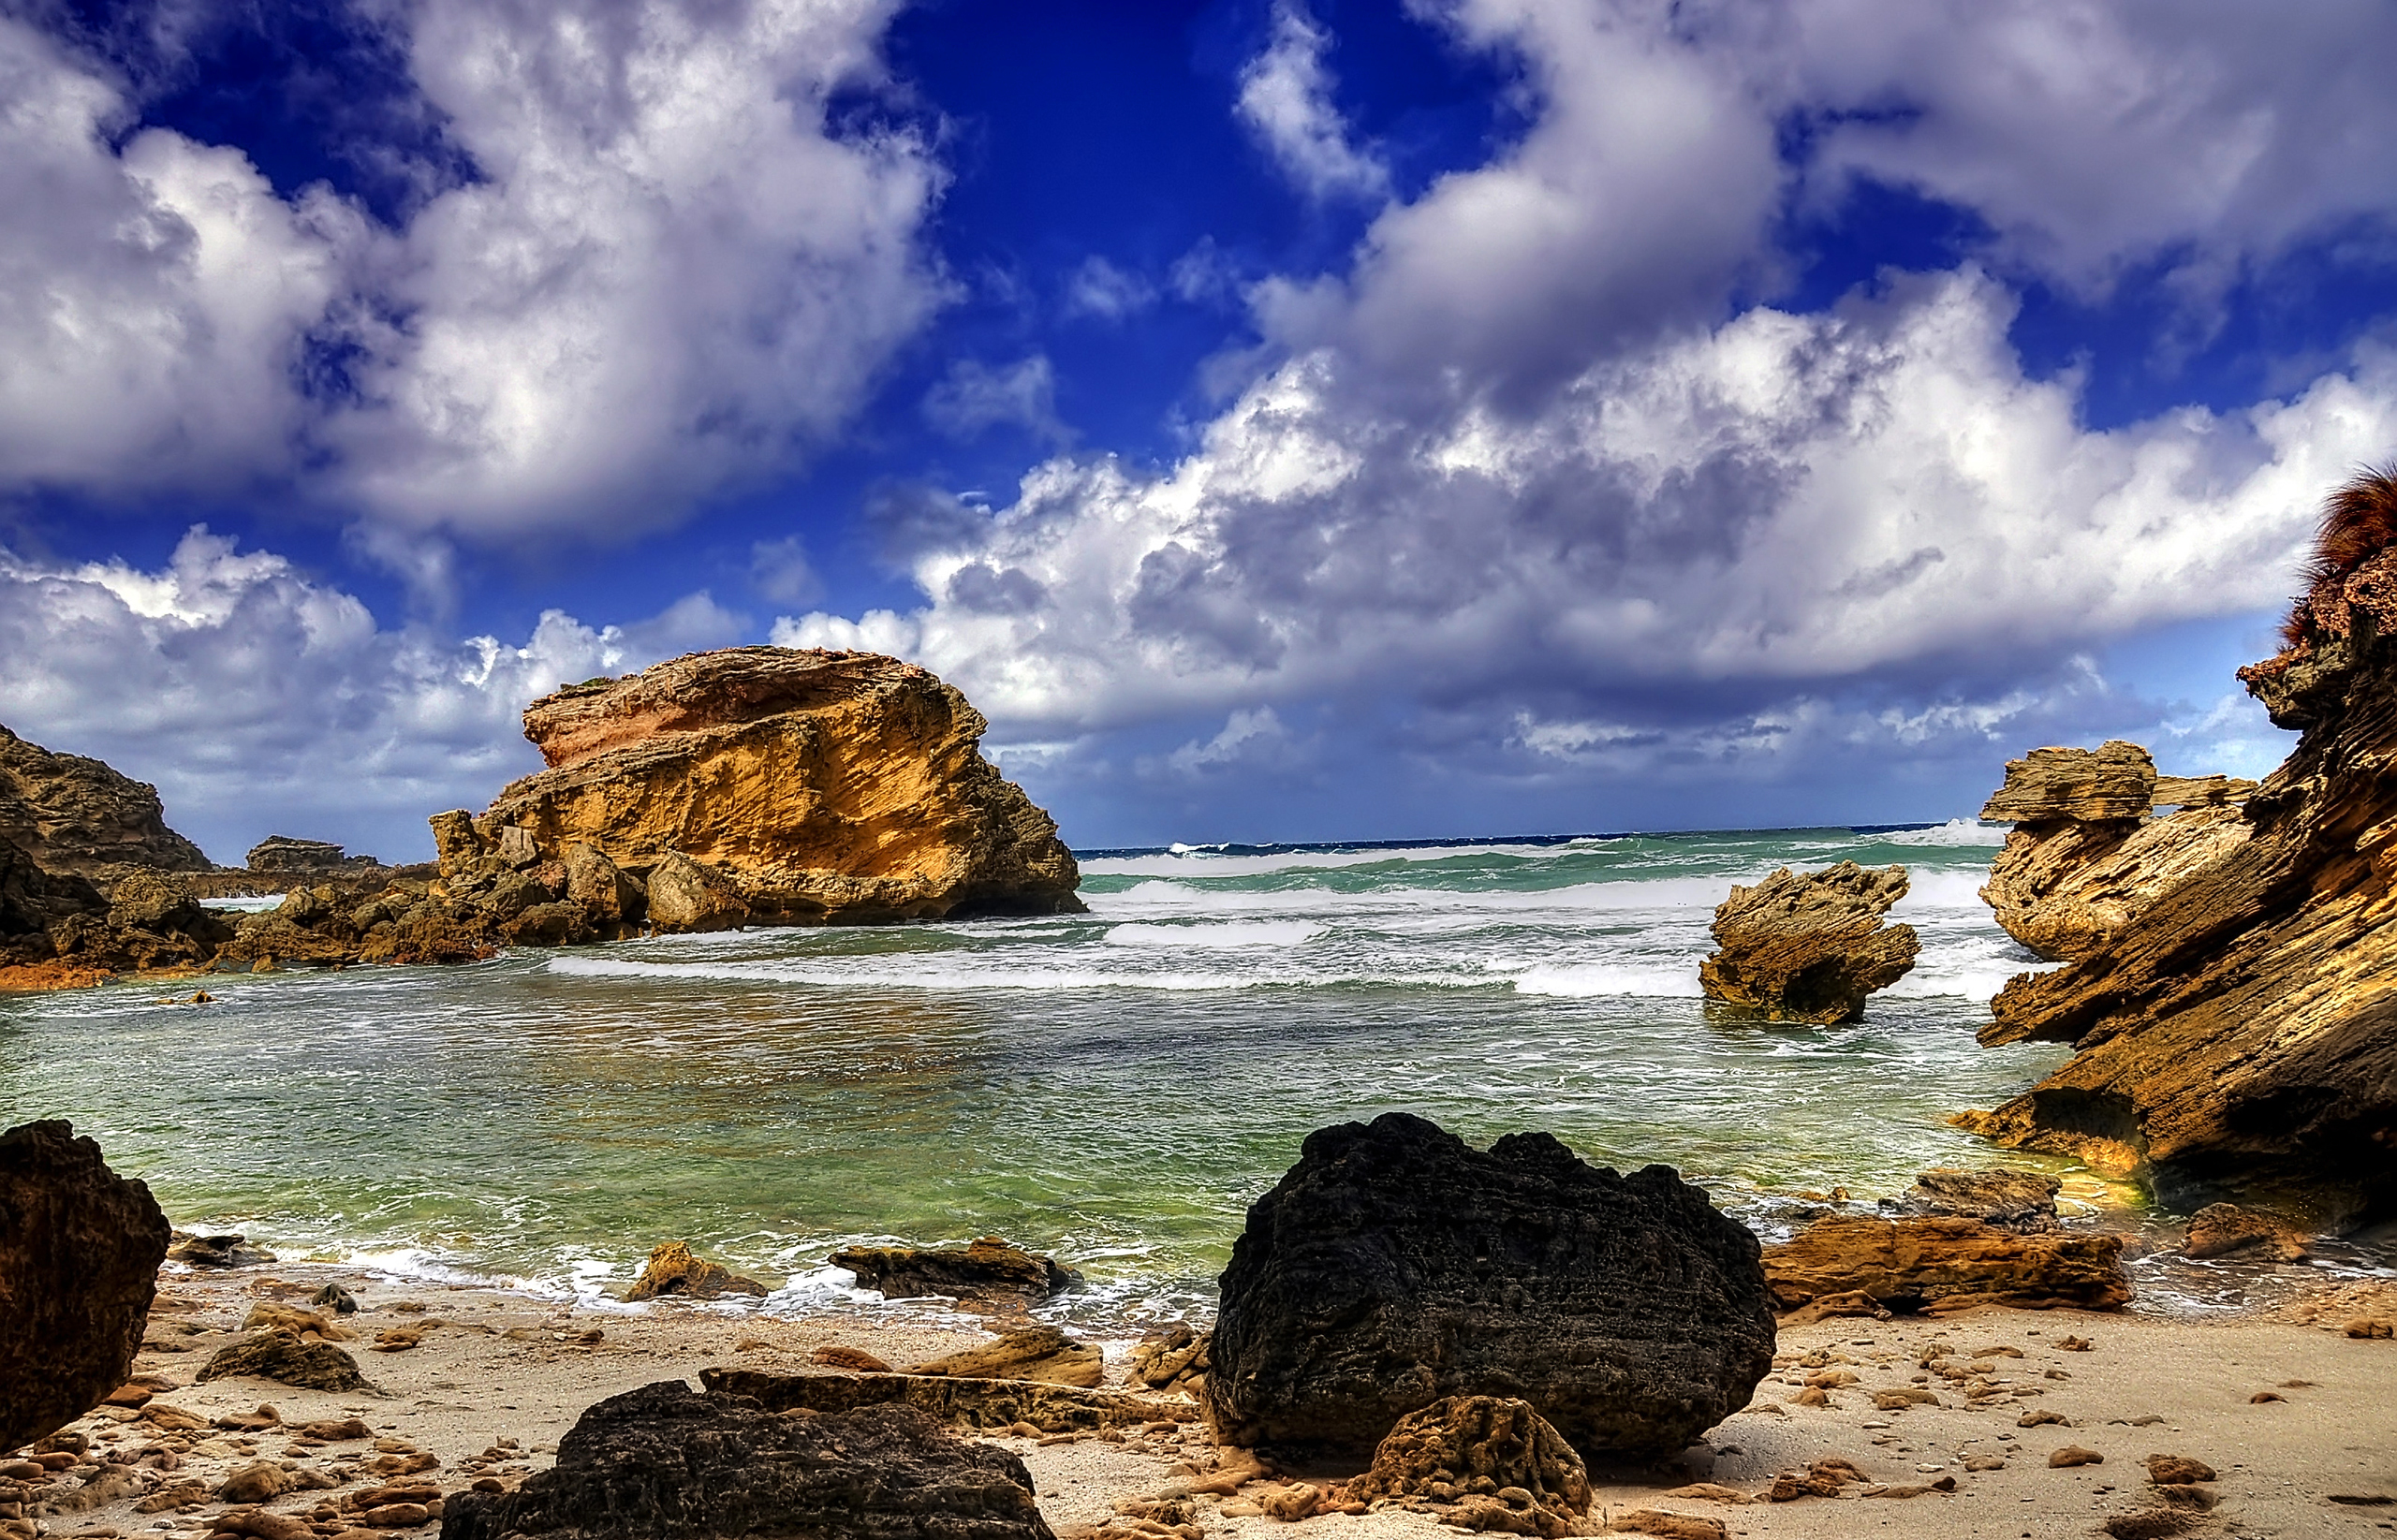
[1204,1111,1774,1461]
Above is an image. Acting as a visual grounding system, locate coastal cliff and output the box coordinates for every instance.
[435,647,1082,929]
[0,725,210,879]
[1960,468,2397,1222]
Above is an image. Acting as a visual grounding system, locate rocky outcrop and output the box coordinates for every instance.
[623,1241,768,1302]
[1,1121,172,1453]
[910,1327,1104,1387]
[1761,1214,2131,1314]
[1204,1112,1774,1461]
[0,724,212,878]
[441,1381,1054,1540]
[1349,1397,1594,1540]
[0,836,106,966]
[1126,1325,1210,1394]
[434,648,1082,931]
[196,1330,371,1391]
[247,837,377,873]
[1959,469,2397,1222]
[698,1368,1197,1435]
[1698,862,1918,1023]
[1892,1168,2062,1232]
[831,1237,1081,1303]
[2183,1203,2310,1262]
[1978,742,2257,962]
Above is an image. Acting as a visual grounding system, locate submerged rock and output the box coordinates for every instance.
[1894,1168,2063,1233]
[1349,1396,1593,1540]
[909,1326,1104,1387]
[1698,862,1918,1024]
[2183,1203,2311,1262]
[1204,1112,1774,1461]
[698,1367,1194,1435]
[831,1236,1081,1303]
[1761,1214,2131,1314]
[441,1381,1054,1540]
[622,1241,769,1302]
[434,648,1083,931]
[1960,469,2397,1220]
[0,1120,172,1453]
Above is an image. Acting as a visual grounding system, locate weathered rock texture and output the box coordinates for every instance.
[910,1327,1104,1387]
[1762,1214,2131,1314]
[1961,468,2397,1221]
[441,1381,1055,1540]
[698,1368,1196,1435]
[0,724,212,878]
[831,1237,1081,1303]
[247,837,376,873]
[1698,862,1918,1023]
[0,1121,172,1453]
[1204,1112,1774,1461]
[1349,1397,1594,1540]
[1978,742,2257,963]
[436,648,1082,931]
[196,1330,371,1391]
[1893,1168,2063,1233]
[622,1241,767,1302]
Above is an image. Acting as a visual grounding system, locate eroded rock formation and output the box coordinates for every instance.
[1698,862,1918,1023]
[1,1121,172,1453]
[441,1382,1055,1540]
[1892,1168,2062,1233]
[1959,468,2397,1222]
[1349,1397,1594,1539]
[1762,1214,2129,1314]
[435,648,1082,930]
[247,837,377,873]
[831,1236,1081,1304]
[623,1241,768,1302]
[0,725,211,879]
[1978,742,2256,962]
[1204,1112,1774,1461]
[909,1326,1105,1387]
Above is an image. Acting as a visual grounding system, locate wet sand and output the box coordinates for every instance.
[24,1263,2397,1540]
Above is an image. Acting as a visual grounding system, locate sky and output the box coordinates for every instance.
[4,0,2395,862]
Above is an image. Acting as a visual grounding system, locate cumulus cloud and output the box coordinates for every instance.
[0,527,736,861]
[1235,1,1390,202]
[0,0,945,544]
[922,356,1070,444]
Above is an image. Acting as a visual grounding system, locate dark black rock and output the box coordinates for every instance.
[830,1237,1080,1302]
[1,1121,172,1453]
[441,1382,1055,1540]
[1205,1112,1774,1461]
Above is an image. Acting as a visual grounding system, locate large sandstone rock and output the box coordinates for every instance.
[434,648,1082,929]
[247,837,375,873]
[1762,1214,2131,1314]
[1698,862,1918,1023]
[0,724,212,877]
[831,1237,1081,1303]
[1204,1113,1774,1461]
[1979,741,2158,823]
[623,1241,768,1302]
[1894,1168,2062,1232]
[1959,469,2397,1221]
[1349,1397,1594,1540]
[441,1381,1054,1540]
[1,1121,172,1452]
[698,1367,1196,1434]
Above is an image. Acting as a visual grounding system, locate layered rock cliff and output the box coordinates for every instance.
[1959,468,2397,1223]
[0,724,210,878]
[434,648,1082,928]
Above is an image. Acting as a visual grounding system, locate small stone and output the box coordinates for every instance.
[2250,1391,2286,1403]
[2049,1446,2103,1468]
[214,1464,293,1504]
[2145,1455,2215,1485]
[1604,1510,1728,1538]
[309,1286,358,1317]
[2019,1410,2069,1428]
[1256,1484,1318,1522]
[360,1505,429,1529]
[808,1345,893,1373]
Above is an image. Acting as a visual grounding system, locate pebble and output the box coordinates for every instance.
[2049,1446,2105,1468]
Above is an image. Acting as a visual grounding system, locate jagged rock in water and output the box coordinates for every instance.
[831,1237,1081,1303]
[1977,741,2257,962]
[1762,1214,2130,1315]
[1698,862,1918,1024]
[1204,1112,1774,1461]
[440,1381,1054,1540]
[197,1329,371,1391]
[1349,1397,1594,1540]
[622,1241,768,1302]
[698,1367,1195,1435]
[0,724,212,877]
[247,837,375,873]
[432,648,1082,931]
[2182,1203,2311,1262]
[1,1121,172,1453]
[909,1327,1104,1387]
[1894,1168,2063,1233]
[1958,469,2397,1222]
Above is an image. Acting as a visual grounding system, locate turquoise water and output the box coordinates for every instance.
[3,824,2086,1324]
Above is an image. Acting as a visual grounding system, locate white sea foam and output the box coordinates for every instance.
[1103,920,1325,947]
[1878,818,2008,846]
[1505,961,1709,998]
[1081,843,1590,879]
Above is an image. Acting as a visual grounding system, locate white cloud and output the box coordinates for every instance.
[1063,256,1157,321]
[748,535,822,606]
[0,0,945,545]
[0,527,742,862]
[1235,1,1390,202]
[922,355,1069,444]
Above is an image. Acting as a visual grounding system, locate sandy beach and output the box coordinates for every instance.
[14,1258,2390,1540]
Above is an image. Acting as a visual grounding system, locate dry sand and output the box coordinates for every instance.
[26,1261,2397,1540]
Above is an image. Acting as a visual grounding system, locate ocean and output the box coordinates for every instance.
[4,823,2146,1323]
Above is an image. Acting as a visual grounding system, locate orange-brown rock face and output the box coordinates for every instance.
[1959,469,2397,1222]
[1761,1214,2130,1315]
[445,648,1081,927]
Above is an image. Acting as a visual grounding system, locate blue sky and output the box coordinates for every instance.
[3,0,2393,861]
